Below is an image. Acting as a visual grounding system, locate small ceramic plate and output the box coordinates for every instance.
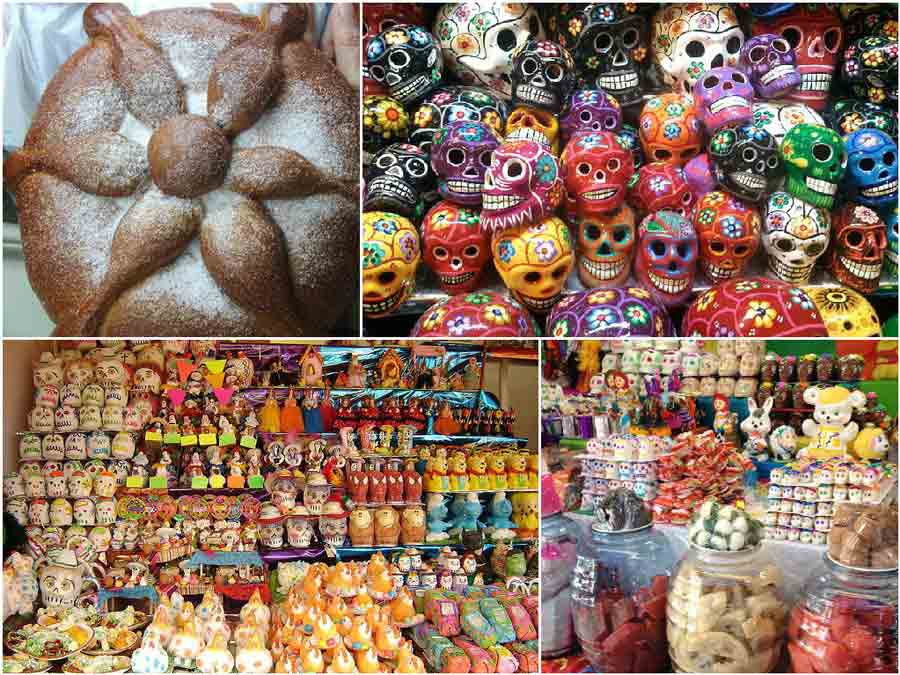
[1,654,53,673]
[82,629,139,656]
[62,655,131,674]
[6,623,94,661]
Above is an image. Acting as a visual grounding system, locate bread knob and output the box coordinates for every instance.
[148,115,231,198]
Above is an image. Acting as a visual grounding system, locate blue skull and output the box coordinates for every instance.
[843,129,898,209]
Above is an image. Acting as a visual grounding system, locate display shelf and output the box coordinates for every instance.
[424,488,537,494]
[183,550,263,568]
[116,486,267,498]
[259,540,534,563]
[243,385,487,393]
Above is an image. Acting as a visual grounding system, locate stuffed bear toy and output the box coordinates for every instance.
[801,386,867,460]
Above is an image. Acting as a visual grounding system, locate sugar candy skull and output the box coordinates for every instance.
[828,204,887,294]
[81,384,104,408]
[480,140,563,232]
[50,498,73,527]
[364,144,432,218]
[510,38,575,114]
[33,353,63,388]
[628,162,695,218]
[504,107,559,153]
[366,25,442,104]
[693,191,761,283]
[362,211,420,318]
[95,358,130,389]
[88,431,111,459]
[842,129,898,210]
[433,2,543,99]
[79,405,101,431]
[576,205,636,288]
[60,384,82,409]
[751,101,824,145]
[132,367,161,395]
[492,215,574,314]
[431,121,501,205]
[561,131,633,218]
[64,359,94,388]
[639,94,702,167]
[652,3,744,95]
[286,515,315,548]
[754,5,842,110]
[709,124,782,202]
[29,406,54,433]
[102,405,124,431]
[46,471,67,498]
[692,67,754,132]
[96,498,116,525]
[740,34,800,99]
[780,123,846,209]
[634,211,698,307]
[560,90,622,144]
[762,191,830,284]
[73,498,95,526]
[422,201,490,293]
[54,406,79,433]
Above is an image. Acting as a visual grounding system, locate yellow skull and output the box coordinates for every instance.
[505,106,561,155]
[802,286,881,337]
[363,212,420,318]
[492,215,574,314]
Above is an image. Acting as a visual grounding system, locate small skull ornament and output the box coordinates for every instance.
[362,211,421,318]
[842,35,897,108]
[561,131,634,219]
[830,99,898,138]
[492,215,574,314]
[751,100,824,145]
[364,143,432,218]
[362,4,427,95]
[693,67,754,133]
[842,129,898,210]
[635,210,698,307]
[64,358,95,387]
[94,358,130,389]
[628,162,695,218]
[505,106,560,153]
[422,201,490,294]
[762,191,830,284]
[709,124,783,202]
[827,204,887,294]
[366,25,442,104]
[780,123,847,209]
[560,90,622,144]
[693,191,762,283]
[576,204,637,288]
[740,33,800,99]
[639,94,703,166]
[510,38,576,114]
[132,368,161,395]
[430,121,501,206]
[408,86,509,152]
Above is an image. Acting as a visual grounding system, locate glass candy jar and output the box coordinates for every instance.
[787,556,897,673]
[668,544,787,673]
[572,520,675,671]
[540,475,580,658]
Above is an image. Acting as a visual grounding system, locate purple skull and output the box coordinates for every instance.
[560,90,622,144]
[430,121,501,206]
[634,210,698,308]
[692,67,754,133]
[683,153,717,202]
[740,34,800,99]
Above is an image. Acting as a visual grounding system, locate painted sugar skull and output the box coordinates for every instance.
[492,215,574,314]
[693,192,761,283]
[33,353,63,388]
[828,204,887,294]
[432,2,543,99]
[754,5,842,110]
[628,162,695,218]
[362,95,409,158]
[364,144,432,218]
[29,499,49,526]
[831,99,898,137]
[29,406,54,433]
[561,131,633,219]
[652,3,744,95]
[408,86,509,152]
[73,498,95,526]
[60,384,82,409]
[693,67,754,134]
[64,359,94,388]
[366,25,442,104]
[740,33,800,99]
[709,124,782,202]
[560,90,622,144]
[43,434,65,460]
[286,515,315,548]
[46,471,67,498]
[505,107,559,153]
[422,201,490,294]
[480,140,563,232]
[95,358,130,389]
[576,205,637,288]
[96,498,116,525]
[132,368,161,395]
[362,211,420,318]
[54,406,79,433]
[79,406,101,431]
[634,211,698,307]
[843,129,898,210]
[639,94,703,166]
[842,36,897,107]
[50,498,73,527]
[763,191,831,284]
[430,121,501,205]
[81,384,104,408]
[802,287,881,338]
[780,123,846,209]
[510,38,576,114]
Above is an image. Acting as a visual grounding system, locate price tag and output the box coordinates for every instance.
[181,434,198,446]
[219,432,236,447]
[198,433,217,446]
[227,475,246,489]
[240,435,258,449]
[149,477,168,490]
[209,475,227,489]
[145,431,162,443]
[191,476,209,489]
[164,432,180,444]
[126,476,145,488]
[247,475,265,489]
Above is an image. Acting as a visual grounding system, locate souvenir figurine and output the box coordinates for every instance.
[740,33,800,99]
[709,124,782,202]
[638,93,703,166]
[366,25,442,105]
[780,123,846,209]
[425,494,452,543]
[693,67,754,133]
[740,398,773,462]
[346,354,367,388]
[693,191,762,283]
[302,390,323,434]
[762,191,830,285]
[364,146,432,219]
[280,389,304,434]
[259,392,282,434]
[634,211,698,307]
[802,386,867,459]
[430,123,501,207]
[827,204,887,294]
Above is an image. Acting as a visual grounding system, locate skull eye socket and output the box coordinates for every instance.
[378,271,397,284]
[823,28,841,53]
[503,159,526,180]
[622,27,640,49]
[388,50,410,69]
[812,143,833,162]
[742,147,758,163]
[595,32,614,52]
[524,271,541,283]
[613,226,630,243]
[654,149,672,161]
[605,117,617,128]
[726,36,742,54]
[749,46,767,63]
[546,63,564,82]
[686,40,705,58]
[432,246,449,260]
[732,72,747,84]
[782,27,802,49]
[859,157,876,172]
[447,148,466,166]
[369,64,386,81]
[463,245,480,257]
[710,241,726,254]
[584,223,601,240]
[406,158,428,177]
[846,231,864,247]
[607,158,621,172]
[497,28,518,52]
[805,242,825,256]
[676,243,691,259]
[773,39,790,53]
[576,162,592,176]
[734,245,751,256]
[884,151,896,166]
[703,75,720,89]
[681,191,693,204]
[478,150,493,167]
[650,241,666,256]
[579,110,593,123]
[521,57,539,76]
[767,156,780,169]
[375,153,397,169]
[551,265,568,279]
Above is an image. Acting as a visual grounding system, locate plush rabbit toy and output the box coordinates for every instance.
[740,398,773,462]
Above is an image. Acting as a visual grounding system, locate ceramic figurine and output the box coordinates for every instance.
[303,389,324,434]
[280,389,304,434]
[487,492,517,540]
[346,354,366,388]
[425,494,452,543]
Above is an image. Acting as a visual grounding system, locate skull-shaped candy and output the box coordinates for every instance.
[50,498,73,527]
[634,211,698,307]
[740,34,800,99]
[54,406,79,433]
[46,471,67,498]
[505,107,559,153]
[709,124,782,202]
[79,406,101,431]
[560,90,622,144]
[43,434,66,460]
[132,368,161,395]
[628,162,695,218]
[286,515,315,548]
[639,94,703,166]
[480,140,563,232]
[33,353,63,388]
[73,498,95,526]
[366,25,442,104]
[364,143,432,218]
[510,39,576,114]
[259,522,284,549]
[561,131,633,218]
[692,67,754,133]
[362,211,420,318]
[430,121,501,205]
[492,215,574,314]
[7,498,28,526]
[780,123,847,209]
[94,358,130,389]
[693,191,762,283]
[762,191,830,284]
[303,472,330,515]
[576,205,637,288]
[639,349,662,374]
[319,512,349,547]
[29,406,54,433]
[60,384,82,409]
[827,204,887,294]
[64,359,94,387]
[842,129,898,210]
[102,406,124,431]
[751,100,824,145]
[81,384,104,408]
[422,201,490,294]
[843,35,897,107]
[362,4,427,95]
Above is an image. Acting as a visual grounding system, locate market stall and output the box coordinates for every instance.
[540,338,898,673]
[2,339,540,673]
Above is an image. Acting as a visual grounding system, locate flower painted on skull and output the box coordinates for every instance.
[399,232,418,262]
[695,289,716,311]
[588,289,617,304]
[535,240,559,262]
[649,176,671,193]
[483,305,511,325]
[465,292,491,305]
[497,240,516,263]
[363,243,385,268]
[535,155,558,183]
[624,304,650,325]
[373,218,398,235]
[721,217,744,238]
[663,123,682,140]
[447,315,473,335]
[587,307,617,331]
[789,288,814,310]
[745,300,778,329]
[422,307,447,330]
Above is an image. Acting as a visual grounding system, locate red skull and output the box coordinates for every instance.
[693,191,762,284]
[561,131,633,220]
[755,6,843,111]
[628,162,695,218]
[828,203,887,294]
[422,201,491,293]
[362,4,427,95]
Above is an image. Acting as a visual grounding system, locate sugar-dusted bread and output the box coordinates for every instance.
[5,3,359,336]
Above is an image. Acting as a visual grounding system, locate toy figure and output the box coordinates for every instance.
[433,401,461,435]
[741,398,773,462]
[346,354,367,388]
[358,423,377,454]
[181,416,196,436]
[385,460,404,503]
[802,386,867,459]
[462,358,481,390]
[459,493,484,533]
[242,410,259,437]
[769,425,798,462]
[505,453,527,490]
[402,460,423,503]
[359,396,380,425]
[368,463,387,504]
[853,424,890,461]
[382,397,403,424]
[425,455,449,492]
[712,393,737,440]
[186,452,205,479]
[199,415,215,435]
[504,409,516,435]
[280,389,304,434]
[403,399,426,432]
[259,392,281,433]
[335,397,356,430]
[319,387,336,432]
[376,425,393,454]
[425,494,452,543]
[449,494,468,530]
[302,390,323,434]
[422,399,437,435]
[306,439,326,473]
[467,453,488,491]
[208,447,224,475]
[348,460,369,504]
[488,454,508,490]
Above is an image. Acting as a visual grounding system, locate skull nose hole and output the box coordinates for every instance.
[599,242,612,255]
[723,81,733,91]
[451,257,462,268]
[668,261,679,272]
[711,54,724,68]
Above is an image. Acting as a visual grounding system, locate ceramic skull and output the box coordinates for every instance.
[560,90,622,143]
[480,139,563,232]
[634,210,698,307]
[364,143,433,219]
[762,191,830,284]
[492,215,574,314]
[692,66,754,133]
[830,99,898,138]
[430,121,501,205]
[886,209,898,280]
[751,100,824,145]
[561,131,633,219]
[259,523,284,549]
[510,38,575,114]
[827,204,887,294]
[780,123,847,209]
[408,86,509,152]
[843,36,898,107]
[319,515,348,546]
[709,124,783,202]
[576,205,636,288]
[422,201,490,294]
[842,129,898,210]
[362,211,421,318]
[693,191,761,283]
[638,94,703,166]
[286,517,315,548]
[366,24,442,104]
[362,4,427,94]
[505,106,559,153]
[740,33,800,99]
[628,162,695,218]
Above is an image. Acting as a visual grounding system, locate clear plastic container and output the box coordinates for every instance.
[572,522,675,672]
[787,555,898,673]
[667,544,787,673]
[541,511,579,658]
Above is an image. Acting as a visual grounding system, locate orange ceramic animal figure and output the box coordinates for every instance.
[313,612,340,650]
[389,587,416,625]
[467,452,488,490]
[355,646,381,674]
[327,643,357,673]
[506,453,527,489]
[351,589,374,615]
[448,452,468,491]
[426,455,450,492]
[488,454,508,490]
[367,565,394,601]
[345,616,373,651]
[374,623,403,660]
[327,595,353,636]
[395,640,427,673]
[299,637,325,673]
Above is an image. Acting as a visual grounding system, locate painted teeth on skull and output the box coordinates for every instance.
[840,256,881,280]
[439,272,475,284]
[805,176,837,195]
[481,194,525,210]
[648,270,689,293]
[518,292,561,310]
[730,172,766,189]
[861,180,898,196]
[582,257,626,280]
[703,262,738,281]
[760,65,796,85]
[768,255,814,283]
[363,286,406,313]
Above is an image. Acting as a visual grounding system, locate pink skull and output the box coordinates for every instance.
[692,67,754,133]
[422,201,491,293]
[480,140,563,233]
[634,211,698,307]
[430,121,501,206]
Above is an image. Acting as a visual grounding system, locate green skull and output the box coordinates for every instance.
[780,123,847,209]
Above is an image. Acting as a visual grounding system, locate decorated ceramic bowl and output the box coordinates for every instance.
[411,292,539,337]
[546,288,674,337]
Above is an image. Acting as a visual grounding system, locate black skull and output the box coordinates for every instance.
[709,124,783,202]
[366,24,443,104]
[510,38,576,114]
[364,143,433,218]
[408,86,509,154]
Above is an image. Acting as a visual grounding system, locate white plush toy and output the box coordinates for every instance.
[801,386,867,459]
[740,398,773,462]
